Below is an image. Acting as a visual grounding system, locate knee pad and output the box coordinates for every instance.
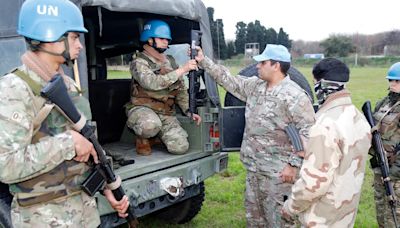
[165,137,189,155]
[136,119,162,138]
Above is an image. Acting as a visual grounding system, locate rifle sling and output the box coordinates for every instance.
[372,101,400,133]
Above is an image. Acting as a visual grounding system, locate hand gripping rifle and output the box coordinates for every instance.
[188,30,202,116]
[362,101,399,227]
[41,75,138,228]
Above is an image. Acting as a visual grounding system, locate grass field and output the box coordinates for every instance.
[112,65,389,227]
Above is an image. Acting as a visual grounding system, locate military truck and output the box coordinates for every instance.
[0,0,247,227]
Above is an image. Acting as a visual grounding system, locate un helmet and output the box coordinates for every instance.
[140,20,172,42]
[387,62,400,80]
[17,0,87,42]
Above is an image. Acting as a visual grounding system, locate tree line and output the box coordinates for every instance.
[208,7,400,60]
[292,31,400,58]
[207,7,291,60]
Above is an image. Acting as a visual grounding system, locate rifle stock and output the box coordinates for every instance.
[189,30,202,116]
[362,101,398,227]
[41,75,138,227]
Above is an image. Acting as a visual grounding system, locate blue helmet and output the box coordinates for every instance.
[17,0,88,42]
[387,62,400,80]
[140,20,172,42]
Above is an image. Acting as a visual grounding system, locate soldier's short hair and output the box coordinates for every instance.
[270,60,290,76]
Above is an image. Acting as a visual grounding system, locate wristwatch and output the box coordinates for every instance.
[288,153,303,168]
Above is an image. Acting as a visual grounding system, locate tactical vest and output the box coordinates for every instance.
[128,52,183,115]
[10,68,92,207]
[373,98,400,153]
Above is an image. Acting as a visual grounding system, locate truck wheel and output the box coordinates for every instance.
[156,182,205,224]
[224,64,314,106]
[0,200,12,228]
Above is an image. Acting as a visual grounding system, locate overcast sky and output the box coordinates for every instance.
[201,0,400,42]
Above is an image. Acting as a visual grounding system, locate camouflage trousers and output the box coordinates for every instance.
[245,171,298,228]
[373,167,400,228]
[11,191,100,228]
[127,106,189,154]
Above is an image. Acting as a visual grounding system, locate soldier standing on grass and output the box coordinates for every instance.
[371,62,400,228]
[0,0,128,226]
[195,44,315,227]
[281,58,371,227]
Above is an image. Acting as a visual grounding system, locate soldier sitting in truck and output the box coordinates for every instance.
[126,20,202,156]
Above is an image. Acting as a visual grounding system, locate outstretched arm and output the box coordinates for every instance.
[196,47,258,101]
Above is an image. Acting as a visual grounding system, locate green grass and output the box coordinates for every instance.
[107,70,131,79]
[113,66,388,227]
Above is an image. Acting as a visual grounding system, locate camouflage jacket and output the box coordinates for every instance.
[371,96,400,178]
[0,65,93,205]
[200,57,315,174]
[283,90,371,227]
[372,96,400,155]
[129,51,189,114]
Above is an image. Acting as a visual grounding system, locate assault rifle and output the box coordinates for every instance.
[41,75,138,228]
[362,101,398,227]
[188,30,202,116]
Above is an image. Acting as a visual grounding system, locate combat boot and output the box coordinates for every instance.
[149,137,162,146]
[136,137,151,156]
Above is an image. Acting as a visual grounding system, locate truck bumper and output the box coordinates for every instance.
[97,152,228,218]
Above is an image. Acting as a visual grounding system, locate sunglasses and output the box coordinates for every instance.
[388,79,400,82]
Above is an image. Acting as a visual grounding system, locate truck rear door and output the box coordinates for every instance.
[219,106,245,152]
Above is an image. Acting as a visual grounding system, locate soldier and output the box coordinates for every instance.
[371,62,400,228]
[0,0,128,226]
[127,19,201,156]
[195,44,315,227]
[282,58,371,227]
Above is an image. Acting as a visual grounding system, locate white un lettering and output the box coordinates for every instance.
[36,5,59,16]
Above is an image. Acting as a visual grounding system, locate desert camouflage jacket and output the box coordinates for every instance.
[284,90,371,227]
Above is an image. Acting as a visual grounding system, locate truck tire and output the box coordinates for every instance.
[224,64,314,106]
[288,67,314,103]
[0,200,12,228]
[156,182,205,224]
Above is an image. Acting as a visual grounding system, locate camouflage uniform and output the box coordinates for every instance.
[372,95,400,228]
[283,90,371,227]
[199,57,315,227]
[0,65,100,227]
[127,52,190,154]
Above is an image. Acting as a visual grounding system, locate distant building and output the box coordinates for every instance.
[304,53,325,59]
[244,42,260,58]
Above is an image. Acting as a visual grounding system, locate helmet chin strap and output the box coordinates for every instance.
[151,38,168,53]
[61,37,73,66]
[32,35,73,66]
